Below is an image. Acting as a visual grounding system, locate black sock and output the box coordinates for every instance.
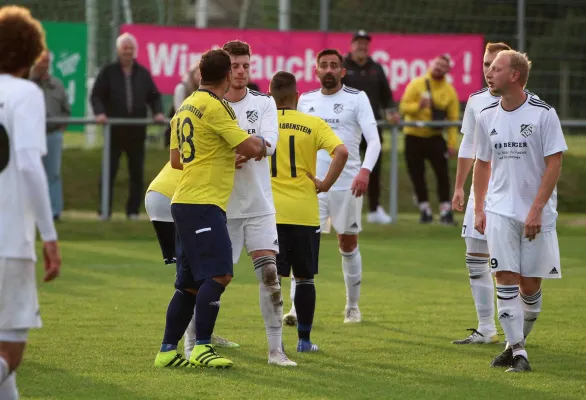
[195,279,225,345]
[152,221,176,264]
[294,279,316,341]
[161,289,197,351]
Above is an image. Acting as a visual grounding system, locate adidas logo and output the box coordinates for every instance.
[209,301,221,307]
[308,107,315,112]
[350,222,358,228]
[549,267,559,275]
[353,280,361,287]
[499,312,512,319]
[273,239,279,245]
[490,129,498,136]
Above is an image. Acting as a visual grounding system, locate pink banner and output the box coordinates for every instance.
[121,24,484,102]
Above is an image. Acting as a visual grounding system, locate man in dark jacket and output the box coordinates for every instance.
[342,30,399,224]
[91,33,164,220]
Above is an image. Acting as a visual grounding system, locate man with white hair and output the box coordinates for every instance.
[91,33,165,220]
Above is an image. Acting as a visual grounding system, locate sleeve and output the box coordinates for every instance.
[458,98,476,158]
[315,118,343,155]
[296,95,308,113]
[541,108,568,157]
[90,66,108,115]
[169,116,179,151]
[398,79,421,116]
[173,83,186,111]
[16,149,58,242]
[378,64,394,110]
[446,87,460,149]
[13,87,47,155]
[259,97,279,156]
[212,103,250,149]
[356,91,381,171]
[474,115,491,162]
[146,70,163,114]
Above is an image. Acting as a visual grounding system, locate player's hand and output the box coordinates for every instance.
[42,241,61,282]
[235,153,250,169]
[96,113,108,124]
[474,210,486,235]
[153,113,165,123]
[452,188,465,212]
[386,111,401,125]
[351,168,370,197]
[254,137,271,161]
[447,147,458,159]
[306,172,330,194]
[524,206,543,241]
[419,98,431,109]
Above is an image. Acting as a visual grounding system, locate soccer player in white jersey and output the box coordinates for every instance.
[473,50,567,372]
[182,41,296,367]
[0,6,62,399]
[296,49,381,324]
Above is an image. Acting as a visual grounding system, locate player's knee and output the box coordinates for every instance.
[495,270,520,285]
[465,254,489,278]
[212,275,233,287]
[338,234,358,253]
[253,255,279,287]
[184,288,198,296]
[520,277,542,296]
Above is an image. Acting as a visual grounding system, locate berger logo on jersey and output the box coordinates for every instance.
[333,103,344,114]
[520,124,533,138]
[246,110,259,123]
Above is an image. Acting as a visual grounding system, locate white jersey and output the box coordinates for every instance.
[0,75,48,261]
[460,88,537,200]
[475,95,567,230]
[226,88,279,218]
[297,85,378,191]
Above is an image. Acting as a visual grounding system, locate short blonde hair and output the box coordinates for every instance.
[499,50,532,87]
[485,42,511,54]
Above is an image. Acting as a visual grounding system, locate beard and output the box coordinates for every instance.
[320,73,338,89]
[231,78,248,91]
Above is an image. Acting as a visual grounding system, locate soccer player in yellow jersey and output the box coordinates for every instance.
[268,72,348,352]
[153,49,267,369]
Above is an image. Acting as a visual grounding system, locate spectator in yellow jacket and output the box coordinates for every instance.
[399,54,460,225]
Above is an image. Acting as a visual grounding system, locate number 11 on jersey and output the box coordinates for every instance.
[271,135,297,178]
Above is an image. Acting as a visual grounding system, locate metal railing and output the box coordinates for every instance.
[47,117,586,222]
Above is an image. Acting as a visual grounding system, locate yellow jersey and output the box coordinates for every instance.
[270,109,343,226]
[170,89,250,211]
[399,71,460,149]
[147,161,181,199]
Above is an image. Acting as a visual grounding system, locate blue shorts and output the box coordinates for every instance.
[171,203,234,289]
[276,224,321,279]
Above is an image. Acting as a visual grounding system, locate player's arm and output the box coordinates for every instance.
[452,99,476,211]
[213,104,268,159]
[472,117,491,234]
[257,97,279,158]
[308,121,349,193]
[525,109,568,240]
[169,116,183,170]
[352,91,381,197]
[446,87,460,153]
[14,90,61,282]
[398,80,422,116]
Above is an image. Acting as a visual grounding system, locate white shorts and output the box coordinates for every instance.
[461,199,487,240]
[0,329,29,342]
[319,190,363,235]
[144,191,173,222]
[464,237,489,255]
[227,214,279,264]
[0,258,42,331]
[485,212,561,279]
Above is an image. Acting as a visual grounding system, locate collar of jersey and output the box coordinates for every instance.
[197,88,220,100]
[226,88,249,104]
[499,93,529,114]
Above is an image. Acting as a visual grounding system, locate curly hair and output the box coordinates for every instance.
[0,6,46,75]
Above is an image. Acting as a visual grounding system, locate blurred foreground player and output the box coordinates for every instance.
[153,49,267,369]
[269,71,348,352]
[0,6,61,398]
[473,51,567,372]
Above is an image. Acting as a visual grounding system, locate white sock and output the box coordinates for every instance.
[496,284,525,355]
[289,276,297,314]
[466,255,496,334]
[521,288,542,340]
[340,247,362,309]
[419,201,431,213]
[254,256,283,353]
[439,202,451,216]
[0,371,18,400]
[0,357,10,386]
[183,313,196,357]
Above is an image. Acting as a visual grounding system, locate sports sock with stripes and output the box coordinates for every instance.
[340,247,362,309]
[521,288,542,340]
[195,279,225,345]
[254,256,284,352]
[161,289,197,352]
[466,255,496,334]
[294,278,316,341]
[496,284,525,355]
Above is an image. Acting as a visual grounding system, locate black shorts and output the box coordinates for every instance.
[276,224,321,279]
[171,203,234,289]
